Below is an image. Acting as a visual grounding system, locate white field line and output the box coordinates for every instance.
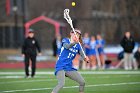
[0,71,139,79]
[85,75,130,79]
[0,76,53,79]
[0,71,140,75]
[0,75,139,84]
[0,74,139,79]
[1,82,140,93]
[80,71,140,74]
[0,79,56,84]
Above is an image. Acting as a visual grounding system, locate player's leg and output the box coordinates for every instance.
[100,54,105,69]
[30,55,37,77]
[52,70,65,93]
[128,53,133,70]
[89,55,96,70]
[92,55,97,70]
[89,55,93,69]
[66,71,85,93]
[24,55,30,77]
[124,53,129,70]
[133,58,138,70]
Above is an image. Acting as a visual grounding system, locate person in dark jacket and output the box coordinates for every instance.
[22,29,41,78]
[120,31,135,70]
[52,37,57,57]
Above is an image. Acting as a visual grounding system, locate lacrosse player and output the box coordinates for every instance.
[88,36,98,70]
[96,34,105,69]
[51,29,89,93]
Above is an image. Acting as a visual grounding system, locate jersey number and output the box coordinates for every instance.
[67,53,74,58]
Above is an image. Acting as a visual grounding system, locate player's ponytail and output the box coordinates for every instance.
[79,34,83,44]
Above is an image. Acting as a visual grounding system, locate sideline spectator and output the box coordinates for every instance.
[52,37,57,57]
[56,34,62,57]
[22,29,41,78]
[88,36,97,70]
[82,32,90,69]
[96,34,105,69]
[52,34,62,57]
[120,31,135,70]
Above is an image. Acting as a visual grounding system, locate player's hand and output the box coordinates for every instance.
[84,56,90,63]
[22,54,25,57]
[38,53,42,56]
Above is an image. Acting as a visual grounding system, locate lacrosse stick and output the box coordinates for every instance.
[64,9,88,62]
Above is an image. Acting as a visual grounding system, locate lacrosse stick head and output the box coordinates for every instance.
[64,9,73,26]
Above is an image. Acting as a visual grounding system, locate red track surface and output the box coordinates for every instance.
[0,54,118,69]
[0,61,55,69]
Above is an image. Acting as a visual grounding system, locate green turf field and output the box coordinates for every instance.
[0,69,140,93]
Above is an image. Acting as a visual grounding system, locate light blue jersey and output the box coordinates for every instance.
[55,38,81,75]
[89,40,97,55]
[96,39,105,54]
[82,37,90,55]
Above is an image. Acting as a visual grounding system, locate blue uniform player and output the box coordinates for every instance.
[96,34,105,69]
[55,38,81,74]
[88,36,98,70]
[82,32,90,56]
[52,29,89,93]
[82,32,90,69]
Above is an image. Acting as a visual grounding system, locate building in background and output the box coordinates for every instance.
[0,0,140,49]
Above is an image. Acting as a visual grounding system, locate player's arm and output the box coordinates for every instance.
[63,42,77,49]
[62,38,78,49]
[79,49,89,63]
[35,39,42,55]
